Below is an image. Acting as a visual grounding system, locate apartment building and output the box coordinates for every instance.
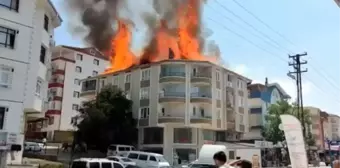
[306,106,325,150]
[244,79,290,140]
[328,114,340,140]
[80,60,251,164]
[25,45,109,142]
[0,0,61,164]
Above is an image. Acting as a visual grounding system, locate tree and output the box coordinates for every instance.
[76,85,137,151]
[262,100,314,146]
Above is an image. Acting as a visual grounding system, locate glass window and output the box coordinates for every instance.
[0,65,13,88]
[113,76,119,85]
[40,45,46,64]
[125,74,131,83]
[149,156,157,162]
[128,153,138,159]
[108,157,119,162]
[76,54,83,61]
[0,107,6,130]
[89,162,100,168]
[75,66,82,73]
[71,161,87,168]
[216,70,220,81]
[122,158,132,162]
[141,69,150,81]
[139,107,150,119]
[140,87,150,99]
[138,154,148,161]
[216,90,221,100]
[108,145,117,150]
[0,26,16,49]
[73,91,80,98]
[113,163,124,168]
[0,0,19,11]
[93,59,99,65]
[174,128,192,143]
[72,104,79,111]
[92,71,98,76]
[44,15,49,31]
[101,162,112,168]
[118,147,125,151]
[35,79,42,96]
[143,127,163,144]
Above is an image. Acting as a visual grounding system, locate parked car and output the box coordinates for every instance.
[107,156,137,167]
[126,151,170,168]
[71,158,125,168]
[107,144,135,157]
[24,142,42,152]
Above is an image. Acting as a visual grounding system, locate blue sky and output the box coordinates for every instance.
[51,0,340,114]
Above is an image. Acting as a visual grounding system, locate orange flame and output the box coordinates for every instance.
[104,0,216,74]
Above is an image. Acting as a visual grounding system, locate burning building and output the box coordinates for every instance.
[71,0,252,164]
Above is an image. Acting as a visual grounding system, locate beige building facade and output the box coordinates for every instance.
[80,60,251,164]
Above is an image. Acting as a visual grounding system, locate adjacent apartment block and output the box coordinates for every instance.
[80,60,251,164]
[0,0,61,164]
[26,46,109,142]
[306,106,325,150]
[244,79,290,140]
[329,114,340,140]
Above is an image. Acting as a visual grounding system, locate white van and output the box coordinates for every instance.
[107,144,135,156]
[71,158,125,168]
[126,151,171,168]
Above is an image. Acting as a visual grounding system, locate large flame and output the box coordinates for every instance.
[104,0,215,74]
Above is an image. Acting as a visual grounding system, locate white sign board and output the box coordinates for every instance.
[280,114,308,168]
[6,132,18,145]
[254,140,273,148]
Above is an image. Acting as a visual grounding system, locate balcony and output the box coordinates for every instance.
[80,79,97,97]
[159,71,186,83]
[227,120,236,130]
[158,113,185,124]
[190,92,212,103]
[191,73,211,84]
[190,116,212,124]
[159,92,185,103]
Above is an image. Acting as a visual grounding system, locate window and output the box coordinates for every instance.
[113,163,123,168]
[216,90,221,100]
[101,162,112,168]
[227,74,232,82]
[237,80,243,89]
[239,97,244,106]
[149,156,157,162]
[174,128,192,143]
[108,157,119,162]
[216,70,220,81]
[113,76,119,85]
[48,116,54,125]
[40,45,46,64]
[125,74,131,83]
[73,91,80,98]
[0,0,19,11]
[0,26,16,49]
[141,69,150,81]
[71,161,87,168]
[193,107,196,116]
[138,154,148,161]
[140,87,149,99]
[93,59,99,65]
[140,107,150,119]
[92,71,98,76]
[0,107,7,130]
[0,65,13,88]
[89,162,100,168]
[217,109,221,119]
[74,79,80,85]
[44,15,49,31]
[75,66,82,73]
[76,54,83,61]
[128,153,139,159]
[35,79,43,96]
[239,114,244,124]
[72,104,79,111]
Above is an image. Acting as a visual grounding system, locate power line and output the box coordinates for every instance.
[229,0,299,49]
[213,0,294,54]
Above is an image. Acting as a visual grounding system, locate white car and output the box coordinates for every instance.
[107,156,136,167]
[24,142,42,152]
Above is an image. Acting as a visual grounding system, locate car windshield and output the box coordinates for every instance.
[72,161,87,168]
[156,156,167,162]
[122,158,132,162]
[190,164,217,168]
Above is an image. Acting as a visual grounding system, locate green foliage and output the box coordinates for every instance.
[76,85,137,151]
[263,100,314,146]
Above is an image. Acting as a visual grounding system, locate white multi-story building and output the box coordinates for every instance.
[26,45,109,142]
[80,60,251,164]
[0,0,61,164]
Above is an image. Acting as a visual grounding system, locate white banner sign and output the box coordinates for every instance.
[280,114,308,168]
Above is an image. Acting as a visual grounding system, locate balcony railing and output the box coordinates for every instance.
[191,73,211,78]
[191,115,212,119]
[160,71,186,78]
[190,92,212,98]
[159,92,185,98]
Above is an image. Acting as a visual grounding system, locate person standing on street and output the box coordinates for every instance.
[333,155,340,168]
[213,151,233,168]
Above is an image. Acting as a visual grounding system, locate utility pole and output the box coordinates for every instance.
[288,52,308,137]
